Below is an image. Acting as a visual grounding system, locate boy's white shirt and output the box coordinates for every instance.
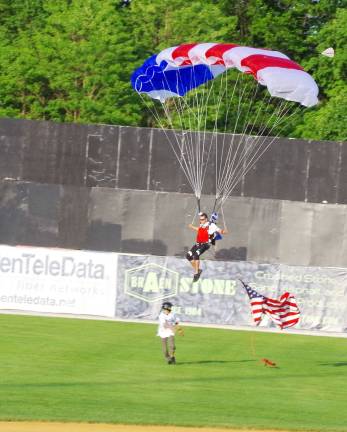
[157,311,179,338]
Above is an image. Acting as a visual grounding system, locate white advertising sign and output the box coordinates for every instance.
[0,245,118,317]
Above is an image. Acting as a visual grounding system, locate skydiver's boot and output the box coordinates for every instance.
[193,269,202,283]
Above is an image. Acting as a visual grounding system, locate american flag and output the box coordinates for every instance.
[240,280,300,329]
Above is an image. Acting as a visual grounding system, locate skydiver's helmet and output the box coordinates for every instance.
[162,302,173,312]
[210,212,218,223]
[209,212,222,244]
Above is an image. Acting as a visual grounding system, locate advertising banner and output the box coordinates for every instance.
[2,244,347,334]
[116,254,347,333]
[0,245,118,317]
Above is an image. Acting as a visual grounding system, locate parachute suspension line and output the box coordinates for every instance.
[165,74,198,182]
[219,101,303,208]
[220,204,227,232]
[205,72,231,206]
[239,101,302,177]
[161,101,200,197]
[175,65,219,202]
[219,77,303,207]
[219,99,289,205]
[217,79,259,199]
[214,86,302,209]
[217,87,272,202]
[169,98,198,194]
[191,69,207,200]
[179,69,201,198]
[194,69,236,209]
[216,75,257,202]
[192,68,220,201]
[220,76,256,189]
[191,205,199,224]
[190,69,210,199]
[137,90,199,195]
[212,196,218,214]
[162,66,217,201]
[160,69,210,198]
[148,73,201,198]
[216,75,247,194]
[197,197,201,213]
[215,73,241,203]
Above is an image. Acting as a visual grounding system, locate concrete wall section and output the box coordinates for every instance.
[1,180,347,267]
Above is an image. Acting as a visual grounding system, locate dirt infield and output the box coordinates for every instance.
[0,423,290,432]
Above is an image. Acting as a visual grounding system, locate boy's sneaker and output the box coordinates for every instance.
[170,356,176,364]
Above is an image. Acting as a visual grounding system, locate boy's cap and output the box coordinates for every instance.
[162,301,173,310]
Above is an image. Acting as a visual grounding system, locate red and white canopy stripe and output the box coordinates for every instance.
[156,43,319,107]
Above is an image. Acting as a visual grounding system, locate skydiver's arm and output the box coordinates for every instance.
[188,224,199,232]
[216,225,228,235]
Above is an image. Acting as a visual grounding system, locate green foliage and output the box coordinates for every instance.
[294,7,347,140]
[0,0,346,140]
[0,0,141,124]
[1,314,347,431]
[0,0,47,38]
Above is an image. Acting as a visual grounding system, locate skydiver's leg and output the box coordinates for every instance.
[193,244,210,282]
[187,244,205,281]
[191,259,200,273]
[186,244,198,272]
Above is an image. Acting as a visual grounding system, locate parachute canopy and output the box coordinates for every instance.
[132,43,319,107]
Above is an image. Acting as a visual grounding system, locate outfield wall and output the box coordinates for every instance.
[2,181,347,268]
[1,244,346,335]
[1,118,347,267]
[1,118,347,204]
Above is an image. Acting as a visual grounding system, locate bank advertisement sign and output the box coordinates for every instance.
[0,245,118,317]
[117,254,347,333]
[116,254,278,327]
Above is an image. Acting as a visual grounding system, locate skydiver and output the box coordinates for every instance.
[186,212,228,283]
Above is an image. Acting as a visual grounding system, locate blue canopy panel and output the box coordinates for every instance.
[131,55,218,102]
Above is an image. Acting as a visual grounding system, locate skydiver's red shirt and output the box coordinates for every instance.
[196,222,220,243]
[196,225,209,243]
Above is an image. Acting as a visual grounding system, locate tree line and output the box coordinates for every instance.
[0,0,346,141]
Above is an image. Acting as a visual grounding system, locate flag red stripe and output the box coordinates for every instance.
[242,280,300,329]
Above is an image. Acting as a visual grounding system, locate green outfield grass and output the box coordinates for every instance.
[0,314,346,431]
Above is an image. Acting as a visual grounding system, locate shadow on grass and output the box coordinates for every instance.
[318,361,347,367]
[176,359,256,365]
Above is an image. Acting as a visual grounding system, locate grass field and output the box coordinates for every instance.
[1,314,347,431]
